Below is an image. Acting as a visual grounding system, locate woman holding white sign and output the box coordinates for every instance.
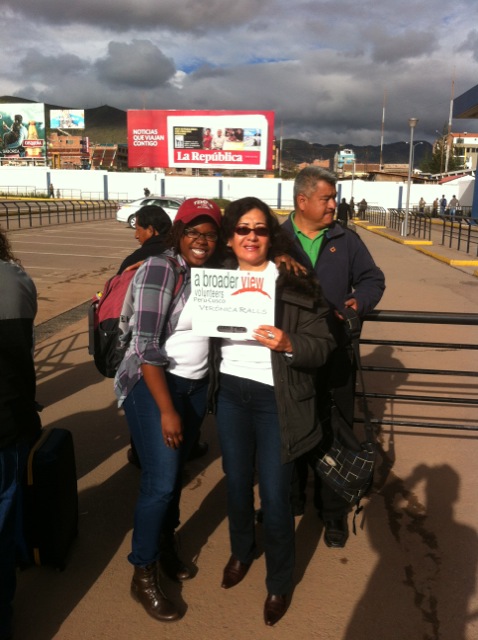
[211,196,335,626]
[115,198,222,623]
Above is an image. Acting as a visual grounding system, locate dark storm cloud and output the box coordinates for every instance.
[3,0,272,32]
[0,0,477,144]
[18,50,85,83]
[456,29,478,62]
[370,30,437,64]
[95,41,176,88]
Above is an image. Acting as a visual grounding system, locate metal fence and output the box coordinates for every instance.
[0,186,129,200]
[438,215,478,256]
[0,200,119,230]
[358,310,478,431]
[361,206,386,226]
[386,208,432,240]
[364,205,477,252]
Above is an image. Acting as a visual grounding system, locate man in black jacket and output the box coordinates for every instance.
[282,167,385,548]
[336,197,352,227]
[0,229,42,640]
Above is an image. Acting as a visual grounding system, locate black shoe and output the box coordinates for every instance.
[323,516,349,548]
[221,555,251,589]
[264,594,289,626]
[187,440,209,461]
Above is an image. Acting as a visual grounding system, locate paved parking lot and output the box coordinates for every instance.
[9,220,136,324]
[6,218,478,640]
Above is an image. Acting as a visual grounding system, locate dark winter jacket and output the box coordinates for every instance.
[0,261,42,449]
[117,234,167,275]
[209,266,336,464]
[281,217,385,345]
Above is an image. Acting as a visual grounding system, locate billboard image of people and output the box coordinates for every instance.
[50,109,85,130]
[128,110,274,170]
[0,103,46,159]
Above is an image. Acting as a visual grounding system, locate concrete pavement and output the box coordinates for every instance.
[9,219,478,640]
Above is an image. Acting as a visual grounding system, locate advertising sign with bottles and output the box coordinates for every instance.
[0,103,46,159]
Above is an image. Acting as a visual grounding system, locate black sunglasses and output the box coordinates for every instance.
[234,226,269,237]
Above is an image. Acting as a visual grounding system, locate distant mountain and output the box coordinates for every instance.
[281,138,432,166]
[0,95,430,162]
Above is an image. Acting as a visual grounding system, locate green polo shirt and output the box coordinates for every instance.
[291,212,327,266]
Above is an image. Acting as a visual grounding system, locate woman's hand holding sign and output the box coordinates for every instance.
[252,324,293,353]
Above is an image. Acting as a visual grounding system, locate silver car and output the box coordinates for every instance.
[116,196,184,228]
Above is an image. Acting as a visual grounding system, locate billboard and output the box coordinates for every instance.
[0,102,46,159]
[50,109,85,130]
[128,110,274,170]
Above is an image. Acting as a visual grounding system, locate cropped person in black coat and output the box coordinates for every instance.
[0,228,42,640]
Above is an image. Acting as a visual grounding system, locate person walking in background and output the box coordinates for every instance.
[432,197,439,216]
[211,197,335,626]
[448,195,459,218]
[357,198,367,219]
[0,228,42,640]
[281,167,385,548]
[418,197,426,213]
[336,197,352,227]
[114,199,222,623]
[143,187,151,197]
[49,184,54,198]
[349,197,355,217]
[440,194,447,215]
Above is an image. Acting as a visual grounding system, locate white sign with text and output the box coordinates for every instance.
[191,267,276,340]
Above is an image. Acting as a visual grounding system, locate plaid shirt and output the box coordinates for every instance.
[114,251,188,407]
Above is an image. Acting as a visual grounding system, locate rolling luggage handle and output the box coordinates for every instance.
[26,428,51,486]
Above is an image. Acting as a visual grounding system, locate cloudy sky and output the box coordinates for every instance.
[2,0,478,145]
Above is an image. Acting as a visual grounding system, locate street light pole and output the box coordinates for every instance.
[401,117,418,237]
[412,141,423,170]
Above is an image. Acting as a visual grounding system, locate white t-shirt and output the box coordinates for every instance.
[163,295,209,379]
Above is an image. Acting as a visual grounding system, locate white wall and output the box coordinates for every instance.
[0,166,474,210]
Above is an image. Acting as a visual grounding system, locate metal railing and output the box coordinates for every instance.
[438,215,478,256]
[357,310,478,431]
[385,208,432,240]
[0,200,119,229]
[361,206,387,226]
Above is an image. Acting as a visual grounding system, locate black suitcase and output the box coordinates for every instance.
[23,427,79,570]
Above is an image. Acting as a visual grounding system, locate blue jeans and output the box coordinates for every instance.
[216,373,295,595]
[123,372,207,567]
[0,443,28,640]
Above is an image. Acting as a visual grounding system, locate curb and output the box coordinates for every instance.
[353,220,478,276]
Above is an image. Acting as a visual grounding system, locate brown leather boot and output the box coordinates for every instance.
[131,563,180,622]
[159,532,192,582]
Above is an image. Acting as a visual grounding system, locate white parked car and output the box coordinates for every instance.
[116,196,184,228]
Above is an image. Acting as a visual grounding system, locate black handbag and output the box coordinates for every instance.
[313,308,376,506]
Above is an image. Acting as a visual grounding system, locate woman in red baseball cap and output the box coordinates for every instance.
[114,198,222,623]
